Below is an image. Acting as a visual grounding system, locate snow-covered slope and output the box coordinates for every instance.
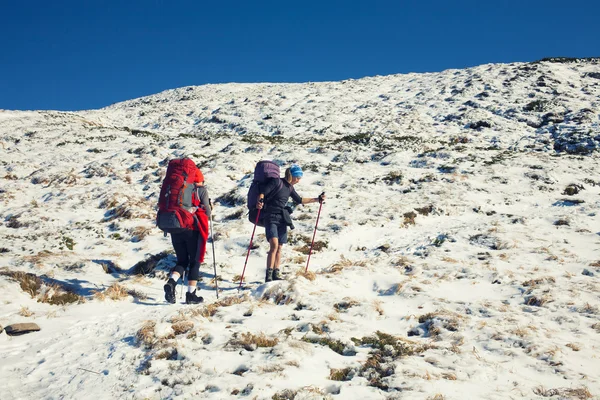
[1,59,599,400]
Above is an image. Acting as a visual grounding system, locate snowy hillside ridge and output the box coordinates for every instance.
[1,59,600,400]
[95,58,600,154]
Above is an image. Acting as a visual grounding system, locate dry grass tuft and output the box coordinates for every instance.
[101,195,155,222]
[19,306,34,317]
[290,255,307,264]
[441,257,459,263]
[324,255,368,274]
[392,256,411,267]
[172,321,194,335]
[23,250,60,266]
[136,321,157,348]
[511,326,530,338]
[334,298,361,312]
[522,276,556,287]
[352,331,434,358]
[589,261,600,267]
[94,283,129,301]
[578,303,599,314]
[294,240,328,255]
[566,343,581,351]
[427,395,446,400]
[126,288,148,300]
[0,270,83,305]
[129,226,152,242]
[228,332,278,351]
[329,367,353,381]
[257,364,285,374]
[525,295,550,307]
[0,270,42,297]
[129,251,170,275]
[373,300,384,316]
[592,322,600,333]
[403,211,417,227]
[296,269,316,281]
[272,389,298,400]
[415,311,462,338]
[442,373,457,380]
[261,285,295,305]
[533,386,592,399]
[189,294,249,318]
[154,348,178,361]
[303,336,347,355]
[383,283,404,295]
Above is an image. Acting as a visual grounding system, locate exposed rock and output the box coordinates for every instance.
[551,126,600,155]
[563,184,584,196]
[469,234,502,250]
[5,323,41,336]
[467,120,492,130]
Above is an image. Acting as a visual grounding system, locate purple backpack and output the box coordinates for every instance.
[247,160,283,225]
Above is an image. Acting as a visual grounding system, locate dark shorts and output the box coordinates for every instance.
[265,221,288,244]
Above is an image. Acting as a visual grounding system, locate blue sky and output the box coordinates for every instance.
[1,0,598,111]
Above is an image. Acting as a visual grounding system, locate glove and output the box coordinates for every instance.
[318,192,325,204]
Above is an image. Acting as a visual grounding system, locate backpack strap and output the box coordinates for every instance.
[264,179,284,204]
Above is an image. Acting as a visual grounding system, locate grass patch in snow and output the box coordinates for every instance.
[228,332,278,351]
[188,294,249,318]
[329,367,353,381]
[533,386,592,399]
[93,283,129,301]
[334,299,361,312]
[302,336,347,355]
[322,255,368,274]
[0,269,83,305]
[129,251,170,275]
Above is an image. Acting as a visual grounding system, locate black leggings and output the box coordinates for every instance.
[170,230,201,281]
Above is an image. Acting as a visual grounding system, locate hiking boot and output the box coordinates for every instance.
[272,269,283,281]
[164,278,177,304]
[185,289,204,305]
[265,268,273,283]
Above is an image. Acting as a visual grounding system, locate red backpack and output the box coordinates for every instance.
[156,158,201,235]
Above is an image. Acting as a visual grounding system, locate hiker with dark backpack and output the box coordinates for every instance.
[156,158,211,304]
[254,164,325,282]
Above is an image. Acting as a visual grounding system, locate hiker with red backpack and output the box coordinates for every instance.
[254,164,325,282]
[156,158,211,304]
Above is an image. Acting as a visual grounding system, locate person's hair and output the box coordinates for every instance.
[284,168,293,183]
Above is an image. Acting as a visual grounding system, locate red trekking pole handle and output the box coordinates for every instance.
[305,192,325,273]
[239,205,262,290]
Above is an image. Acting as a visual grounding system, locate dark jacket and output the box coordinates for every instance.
[259,178,302,226]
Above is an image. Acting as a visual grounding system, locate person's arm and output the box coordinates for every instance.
[257,178,279,209]
[196,187,211,217]
[300,192,325,205]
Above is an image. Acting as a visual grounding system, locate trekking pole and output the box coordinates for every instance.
[305,192,325,273]
[181,270,186,300]
[239,204,262,290]
[209,199,219,299]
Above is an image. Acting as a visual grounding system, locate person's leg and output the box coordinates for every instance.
[185,230,200,291]
[182,230,204,304]
[272,223,287,280]
[169,232,190,281]
[265,223,279,282]
[165,232,188,303]
[274,245,284,269]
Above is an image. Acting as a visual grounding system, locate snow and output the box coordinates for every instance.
[1,59,600,399]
